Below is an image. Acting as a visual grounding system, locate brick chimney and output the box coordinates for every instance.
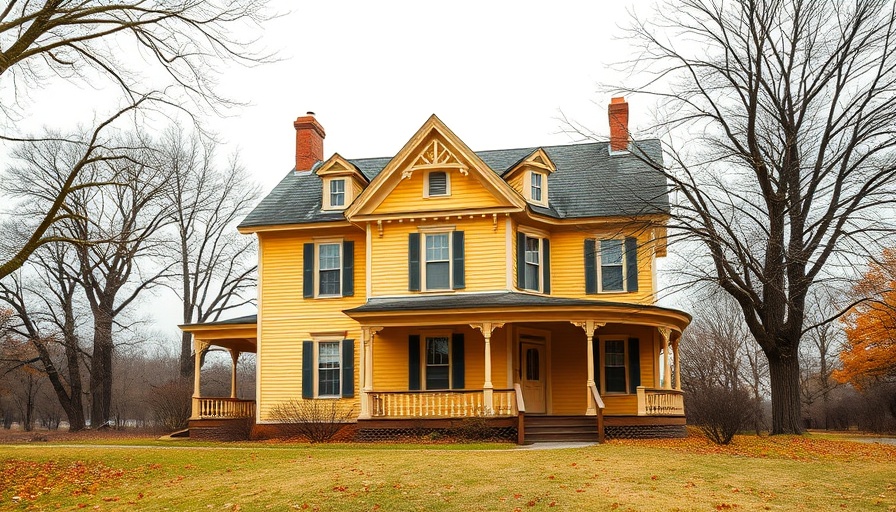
[608,97,629,152]
[293,112,326,171]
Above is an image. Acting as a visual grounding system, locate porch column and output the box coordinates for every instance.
[229,349,240,399]
[359,326,382,420]
[659,327,672,390]
[572,320,605,416]
[471,322,504,415]
[191,339,208,419]
[672,336,681,391]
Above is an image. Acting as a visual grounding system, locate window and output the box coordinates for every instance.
[530,172,543,202]
[329,179,345,208]
[524,237,540,291]
[425,336,450,389]
[599,239,624,292]
[303,337,354,399]
[425,171,449,197]
[303,241,354,299]
[517,231,550,293]
[525,348,540,381]
[317,341,341,396]
[603,339,627,393]
[424,233,450,290]
[318,243,341,296]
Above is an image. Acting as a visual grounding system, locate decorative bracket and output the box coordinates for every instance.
[571,320,606,338]
[362,326,384,346]
[377,219,384,237]
[658,326,671,343]
[470,322,505,336]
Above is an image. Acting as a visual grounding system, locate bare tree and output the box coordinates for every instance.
[0,0,273,119]
[615,0,896,433]
[159,127,259,379]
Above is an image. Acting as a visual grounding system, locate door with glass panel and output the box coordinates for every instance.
[520,339,546,413]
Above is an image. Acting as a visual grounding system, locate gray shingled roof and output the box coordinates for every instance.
[239,140,668,229]
[182,314,257,327]
[344,292,689,318]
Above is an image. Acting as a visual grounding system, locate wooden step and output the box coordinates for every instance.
[523,415,600,443]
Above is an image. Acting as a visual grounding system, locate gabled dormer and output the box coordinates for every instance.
[502,148,556,208]
[317,153,369,211]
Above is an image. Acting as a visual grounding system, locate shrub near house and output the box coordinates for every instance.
[181,99,691,442]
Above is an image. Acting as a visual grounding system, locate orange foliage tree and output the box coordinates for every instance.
[834,249,896,388]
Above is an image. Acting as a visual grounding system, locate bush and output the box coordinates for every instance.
[146,379,192,431]
[269,399,354,443]
[686,384,753,445]
[451,416,495,441]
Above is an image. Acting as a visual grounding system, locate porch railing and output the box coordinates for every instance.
[636,387,685,416]
[369,389,517,418]
[193,397,256,419]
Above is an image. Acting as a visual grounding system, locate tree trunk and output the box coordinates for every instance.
[89,311,114,426]
[767,346,804,434]
[179,331,194,379]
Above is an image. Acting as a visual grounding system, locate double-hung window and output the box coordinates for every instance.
[425,336,450,389]
[302,337,354,399]
[530,172,543,202]
[329,179,345,208]
[524,237,540,291]
[303,240,354,299]
[517,231,550,293]
[424,233,450,290]
[317,341,341,397]
[599,240,624,292]
[318,243,341,296]
[603,339,627,393]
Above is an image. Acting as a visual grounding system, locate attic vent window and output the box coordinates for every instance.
[426,171,449,197]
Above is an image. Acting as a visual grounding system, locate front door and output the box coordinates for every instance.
[520,341,546,414]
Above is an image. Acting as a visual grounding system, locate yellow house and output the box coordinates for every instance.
[181,99,690,442]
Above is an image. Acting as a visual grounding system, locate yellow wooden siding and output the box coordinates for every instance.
[370,216,508,296]
[370,325,509,391]
[506,172,524,196]
[256,228,366,421]
[372,167,507,215]
[547,230,655,303]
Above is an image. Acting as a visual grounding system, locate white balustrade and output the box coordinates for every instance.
[194,397,256,419]
[370,389,517,418]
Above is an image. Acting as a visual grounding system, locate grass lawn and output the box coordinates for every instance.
[1,431,894,511]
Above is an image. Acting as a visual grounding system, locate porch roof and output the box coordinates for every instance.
[344,292,691,332]
[179,314,257,353]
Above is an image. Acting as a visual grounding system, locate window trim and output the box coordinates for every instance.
[424,170,451,198]
[314,239,343,298]
[525,171,548,206]
[518,227,550,294]
[312,335,345,398]
[419,227,455,292]
[322,177,350,210]
[599,336,630,395]
[420,330,454,390]
[596,239,626,293]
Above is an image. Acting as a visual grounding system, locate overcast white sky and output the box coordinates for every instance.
[11,0,666,344]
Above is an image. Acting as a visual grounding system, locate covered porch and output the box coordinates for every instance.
[344,292,690,441]
[180,315,258,425]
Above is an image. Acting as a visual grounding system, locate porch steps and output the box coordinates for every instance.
[523,415,600,443]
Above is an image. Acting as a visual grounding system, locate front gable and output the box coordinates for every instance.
[345,115,526,220]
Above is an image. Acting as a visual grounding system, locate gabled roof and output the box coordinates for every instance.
[238,134,668,230]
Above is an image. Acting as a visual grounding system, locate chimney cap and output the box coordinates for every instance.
[610,97,626,104]
[306,111,316,116]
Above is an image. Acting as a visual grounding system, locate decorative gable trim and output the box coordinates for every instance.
[316,153,369,183]
[345,115,527,220]
[501,148,557,178]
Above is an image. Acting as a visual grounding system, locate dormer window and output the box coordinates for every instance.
[425,171,450,198]
[330,179,345,208]
[322,177,351,211]
[531,173,543,202]
[526,171,548,206]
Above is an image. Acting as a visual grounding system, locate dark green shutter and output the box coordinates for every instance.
[303,243,314,298]
[408,335,421,390]
[342,241,354,297]
[451,333,465,389]
[342,339,355,398]
[592,338,601,390]
[625,237,639,292]
[408,233,420,291]
[452,231,465,289]
[542,238,551,294]
[517,232,526,289]
[628,338,641,393]
[302,340,314,398]
[585,239,598,294]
